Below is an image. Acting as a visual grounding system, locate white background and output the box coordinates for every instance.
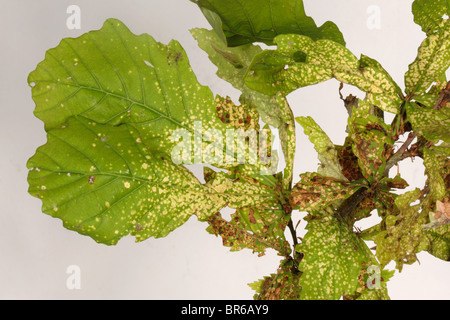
[0,0,448,299]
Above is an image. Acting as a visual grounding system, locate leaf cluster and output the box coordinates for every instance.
[27,0,449,299]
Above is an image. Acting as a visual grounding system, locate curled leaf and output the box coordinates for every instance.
[245,34,402,113]
[296,116,346,180]
[192,0,345,47]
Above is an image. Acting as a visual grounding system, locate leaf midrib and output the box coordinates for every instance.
[33,80,190,131]
[34,166,276,199]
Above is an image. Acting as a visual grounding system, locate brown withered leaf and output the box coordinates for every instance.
[336,138,364,182]
[350,130,392,182]
[215,95,259,130]
[423,200,450,230]
[250,259,302,300]
[290,172,360,212]
[206,201,291,257]
[347,99,395,183]
[206,212,268,255]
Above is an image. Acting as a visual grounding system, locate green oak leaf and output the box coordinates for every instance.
[296,210,378,300]
[413,92,442,107]
[27,117,219,244]
[359,54,405,111]
[245,34,402,113]
[27,18,234,163]
[27,117,275,245]
[405,19,450,96]
[190,28,260,88]
[296,116,346,180]
[405,102,450,143]
[191,0,345,47]
[412,0,450,35]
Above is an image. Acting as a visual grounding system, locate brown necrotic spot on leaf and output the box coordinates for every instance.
[215,96,259,130]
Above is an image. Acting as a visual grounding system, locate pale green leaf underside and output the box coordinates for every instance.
[27,117,276,245]
[276,94,296,190]
[190,28,284,128]
[28,18,229,158]
[245,34,402,114]
[191,0,345,47]
[296,116,346,180]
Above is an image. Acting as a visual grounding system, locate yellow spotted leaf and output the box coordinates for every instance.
[27,117,275,245]
[296,213,379,300]
[27,18,234,163]
[405,19,450,95]
[245,34,402,114]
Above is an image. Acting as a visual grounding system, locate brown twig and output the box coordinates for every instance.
[335,81,447,224]
[384,132,418,176]
[433,81,450,110]
[287,218,298,248]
